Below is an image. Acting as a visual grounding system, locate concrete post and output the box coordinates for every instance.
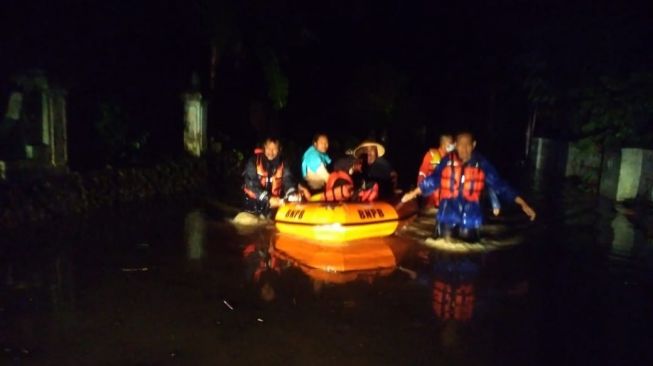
[48,89,68,168]
[183,92,207,157]
[600,148,653,202]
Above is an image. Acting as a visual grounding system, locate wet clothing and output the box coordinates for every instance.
[419,152,517,235]
[363,157,395,199]
[242,151,297,216]
[437,224,480,243]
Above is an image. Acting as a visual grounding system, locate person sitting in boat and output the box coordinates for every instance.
[301,133,332,191]
[354,140,397,200]
[308,150,363,202]
[401,131,536,242]
[243,137,305,217]
[417,133,455,208]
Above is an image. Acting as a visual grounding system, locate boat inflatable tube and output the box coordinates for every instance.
[275,201,412,242]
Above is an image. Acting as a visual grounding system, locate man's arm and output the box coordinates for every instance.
[282,163,298,197]
[402,156,447,202]
[243,157,266,201]
[482,158,536,221]
[417,150,434,184]
[488,188,501,216]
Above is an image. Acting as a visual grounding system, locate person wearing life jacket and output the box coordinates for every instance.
[308,147,378,203]
[354,140,397,200]
[243,137,303,217]
[416,134,502,213]
[301,133,332,190]
[312,149,363,202]
[417,134,455,208]
[401,132,536,242]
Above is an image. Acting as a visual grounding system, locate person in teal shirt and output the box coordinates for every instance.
[302,133,332,190]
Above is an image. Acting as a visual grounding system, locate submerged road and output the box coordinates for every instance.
[1,185,652,365]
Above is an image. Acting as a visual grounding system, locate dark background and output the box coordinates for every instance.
[1,0,651,184]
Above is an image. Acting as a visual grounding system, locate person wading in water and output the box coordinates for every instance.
[402,132,536,242]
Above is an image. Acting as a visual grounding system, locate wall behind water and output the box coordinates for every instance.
[565,141,602,189]
[0,158,207,229]
[531,137,653,202]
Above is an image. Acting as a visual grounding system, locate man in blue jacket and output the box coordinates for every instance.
[402,132,536,242]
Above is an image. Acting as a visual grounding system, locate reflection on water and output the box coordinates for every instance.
[271,234,398,281]
[1,188,652,364]
[610,214,638,255]
[185,209,206,262]
[1,251,76,361]
[429,257,479,322]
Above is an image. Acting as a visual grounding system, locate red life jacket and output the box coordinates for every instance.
[439,153,485,202]
[244,148,285,199]
[324,171,354,202]
[321,171,377,202]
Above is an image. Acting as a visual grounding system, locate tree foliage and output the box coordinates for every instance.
[258,47,288,111]
[520,7,653,148]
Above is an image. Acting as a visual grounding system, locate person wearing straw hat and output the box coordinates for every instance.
[353,140,397,199]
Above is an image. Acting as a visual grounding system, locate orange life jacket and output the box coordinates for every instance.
[324,171,354,202]
[439,153,485,202]
[244,148,285,199]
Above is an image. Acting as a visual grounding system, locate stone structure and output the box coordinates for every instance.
[183,92,208,157]
[529,137,603,190]
[0,70,68,180]
[600,148,653,202]
[0,158,208,229]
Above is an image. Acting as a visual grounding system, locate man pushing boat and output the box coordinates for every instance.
[242,137,307,218]
[401,132,536,243]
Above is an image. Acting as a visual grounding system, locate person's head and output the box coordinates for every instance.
[262,138,281,161]
[353,141,385,165]
[365,145,378,165]
[312,133,329,153]
[455,132,476,162]
[439,134,454,152]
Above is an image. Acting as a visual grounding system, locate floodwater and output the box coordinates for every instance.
[1,186,652,365]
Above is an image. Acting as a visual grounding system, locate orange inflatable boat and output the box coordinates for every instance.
[274,199,417,242]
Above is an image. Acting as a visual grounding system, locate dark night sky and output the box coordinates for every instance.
[1,0,651,174]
